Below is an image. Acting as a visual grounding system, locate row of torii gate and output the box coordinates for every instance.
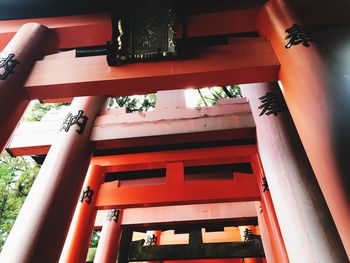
[0,0,349,262]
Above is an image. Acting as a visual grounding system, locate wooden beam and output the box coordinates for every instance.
[0,9,259,50]
[0,3,348,52]
[184,9,258,37]
[95,172,259,208]
[7,129,255,157]
[128,239,265,261]
[94,201,258,227]
[0,13,111,50]
[7,100,255,156]
[91,104,254,142]
[91,145,257,167]
[24,40,279,100]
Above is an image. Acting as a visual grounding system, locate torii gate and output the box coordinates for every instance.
[0,0,349,262]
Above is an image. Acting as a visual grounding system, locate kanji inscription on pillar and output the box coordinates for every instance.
[0,53,20,80]
[262,177,269,192]
[79,186,94,204]
[258,92,285,116]
[106,209,120,223]
[145,234,157,246]
[243,228,253,242]
[285,24,313,48]
[60,110,88,134]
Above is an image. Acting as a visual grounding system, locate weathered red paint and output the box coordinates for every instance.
[257,1,350,257]
[0,96,106,262]
[256,202,276,263]
[0,9,259,50]
[241,83,347,262]
[0,23,57,153]
[94,209,124,263]
[60,165,105,263]
[96,171,259,208]
[251,154,289,263]
[24,41,279,100]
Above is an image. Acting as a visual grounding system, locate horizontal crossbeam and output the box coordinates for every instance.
[94,201,258,227]
[24,40,279,100]
[95,160,259,208]
[91,145,257,167]
[128,239,265,261]
[95,175,259,208]
[0,9,259,50]
[7,99,255,156]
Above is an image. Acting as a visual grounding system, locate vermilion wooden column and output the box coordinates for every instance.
[255,202,275,263]
[0,23,57,152]
[238,226,262,263]
[251,155,289,263]
[241,83,347,262]
[59,165,105,263]
[94,209,123,263]
[257,1,350,257]
[0,96,106,263]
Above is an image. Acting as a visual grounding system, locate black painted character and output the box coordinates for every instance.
[60,110,88,134]
[258,92,284,116]
[243,228,254,242]
[0,53,20,80]
[145,234,157,246]
[79,186,94,204]
[262,177,269,192]
[106,209,120,223]
[285,24,313,48]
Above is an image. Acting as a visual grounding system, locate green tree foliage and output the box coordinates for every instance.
[90,230,101,248]
[196,85,242,107]
[0,100,66,251]
[22,101,70,122]
[108,94,157,112]
[0,152,40,249]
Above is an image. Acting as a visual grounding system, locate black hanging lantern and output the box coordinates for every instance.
[107,0,181,66]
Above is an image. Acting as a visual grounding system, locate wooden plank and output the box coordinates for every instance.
[184,9,257,37]
[7,100,255,156]
[0,9,259,50]
[91,145,257,167]
[94,201,258,227]
[128,239,265,261]
[91,109,254,142]
[0,13,111,50]
[95,172,259,208]
[24,40,279,100]
[1,3,348,52]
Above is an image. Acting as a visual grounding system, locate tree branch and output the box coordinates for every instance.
[222,86,234,98]
[197,89,208,106]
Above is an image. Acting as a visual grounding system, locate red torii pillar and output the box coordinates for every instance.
[0,96,106,262]
[0,23,57,152]
[255,202,275,263]
[251,155,289,263]
[59,165,106,263]
[94,209,124,263]
[257,1,350,256]
[241,83,347,262]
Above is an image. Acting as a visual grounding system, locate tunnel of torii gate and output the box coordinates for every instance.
[0,0,350,262]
